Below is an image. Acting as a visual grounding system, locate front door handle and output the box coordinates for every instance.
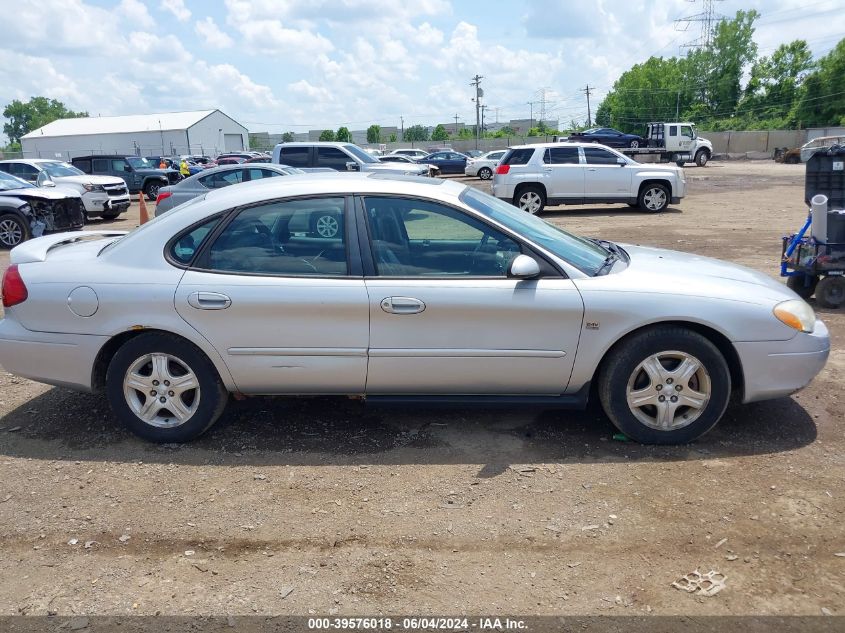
[380,296,426,315]
[187,291,231,310]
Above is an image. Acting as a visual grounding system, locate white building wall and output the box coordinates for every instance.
[186,110,249,156]
[21,130,187,160]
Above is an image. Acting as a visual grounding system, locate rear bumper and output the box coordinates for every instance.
[491,180,516,200]
[0,316,105,392]
[736,319,830,403]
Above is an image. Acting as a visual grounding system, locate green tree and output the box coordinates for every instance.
[404,125,429,143]
[389,133,397,142]
[3,96,88,144]
[336,126,352,142]
[796,38,845,127]
[457,126,474,139]
[701,9,760,117]
[431,124,449,141]
[319,129,336,141]
[282,131,295,142]
[366,124,381,143]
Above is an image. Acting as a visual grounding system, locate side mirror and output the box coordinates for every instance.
[36,171,55,187]
[124,164,132,172]
[508,254,541,279]
[346,161,360,172]
[616,157,627,166]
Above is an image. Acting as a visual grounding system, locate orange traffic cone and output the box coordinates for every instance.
[138,192,150,225]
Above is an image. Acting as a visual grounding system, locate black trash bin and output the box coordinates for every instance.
[805,144,845,207]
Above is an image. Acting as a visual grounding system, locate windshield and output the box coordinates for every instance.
[460,187,609,275]
[126,157,152,169]
[343,144,379,164]
[0,170,34,191]
[41,162,85,177]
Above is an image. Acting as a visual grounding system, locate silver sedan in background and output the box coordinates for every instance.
[0,174,829,445]
[154,163,303,216]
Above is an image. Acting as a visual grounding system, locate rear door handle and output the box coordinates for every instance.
[187,291,231,310]
[380,296,426,314]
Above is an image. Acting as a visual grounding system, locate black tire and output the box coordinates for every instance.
[105,332,228,443]
[695,149,709,167]
[785,154,800,165]
[598,326,731,444]
[478,167,493,180]
[786,273,818,300]
[638,183,670,212]
[144,180,162,201]
[101,211,121,220]
[676,160,686,167]
[514,185,546,215]
[627,202,639,207]
[815,276,845,309]
[0,213,30,248]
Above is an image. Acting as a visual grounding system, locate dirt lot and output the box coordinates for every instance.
[0,162,843,618]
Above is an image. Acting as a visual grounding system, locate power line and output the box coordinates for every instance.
[675,0,725,53]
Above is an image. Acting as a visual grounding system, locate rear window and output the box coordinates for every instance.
[544,147,580,165]
[279,147,310,167]
[73,159,92,172]
[501,148,535,166]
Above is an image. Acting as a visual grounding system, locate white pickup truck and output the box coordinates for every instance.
[491,142,686,214]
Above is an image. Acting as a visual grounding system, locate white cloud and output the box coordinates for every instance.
[195,17,234,48]
[160,0,190,22]
[119,0,155,29]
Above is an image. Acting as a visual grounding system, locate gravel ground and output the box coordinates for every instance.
[0,162,843,618]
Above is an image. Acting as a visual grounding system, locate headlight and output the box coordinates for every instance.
[773,299,815,333]
[83,183,103,192]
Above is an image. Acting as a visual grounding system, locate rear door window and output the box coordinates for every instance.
[170,216,223,265]
[278,146,310,167]
[73,159,92,173]
[501,148,536,165]
[545,147,580,165]
[92,159,109,173]
[583,147,618,165]
[316,147,352,170]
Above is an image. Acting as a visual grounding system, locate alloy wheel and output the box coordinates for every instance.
[123,353,200,428]
[519,191,543,214]
[625,351,711,430]
[0,218,24,247]
[643,187,667,211]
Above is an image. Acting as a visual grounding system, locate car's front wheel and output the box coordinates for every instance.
[638,183,670,212]
[629,140,640,148]
[106,333,228,442]
[695,149,710,167]
[514,185,546,214]
[0,213,30,248]
[598,326,731,444]
[144,180,162,201]
[478,167,493,180]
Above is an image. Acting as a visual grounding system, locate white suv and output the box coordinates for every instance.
[0,159,131,219]
[491,143,686,214]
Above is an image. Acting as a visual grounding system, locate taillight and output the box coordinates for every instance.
[156,191,172,205]
[495,164,510,175]
[1,264,28,308]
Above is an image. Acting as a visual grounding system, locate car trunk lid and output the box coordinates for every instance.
[10,231,128,264]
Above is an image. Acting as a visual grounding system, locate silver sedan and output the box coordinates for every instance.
[154,163,303,216]
[0,174,829,444]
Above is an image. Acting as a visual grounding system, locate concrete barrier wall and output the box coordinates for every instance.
[698,130,808,155]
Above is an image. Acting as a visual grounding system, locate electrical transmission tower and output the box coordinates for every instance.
[675,0,724,52]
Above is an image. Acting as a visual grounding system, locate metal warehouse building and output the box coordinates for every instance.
[21,109,249,159]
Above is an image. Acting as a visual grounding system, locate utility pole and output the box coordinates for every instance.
[470,74,483,150]
[480,104,487,137]
[494,107,500,124]
[582,85,594,127]
[675,92,680,119]
[527,101,538,131]
[453,113,460,136]
[400,116,404,142]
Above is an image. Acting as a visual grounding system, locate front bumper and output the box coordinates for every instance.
[81,192,131,216]
[736,319,830,403]
[0,315,106,392]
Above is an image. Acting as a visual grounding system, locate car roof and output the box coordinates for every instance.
[203,172,461,208]
[276,141,354,148]
[0,158,66,164]
[507,142,608,149]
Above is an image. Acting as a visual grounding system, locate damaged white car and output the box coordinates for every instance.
[0,170,85,248]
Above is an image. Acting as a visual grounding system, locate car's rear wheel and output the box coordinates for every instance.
[638,183,670,212]
[629,140,640,148]
[478,167,493,180]
[144,180,161,201]
[695,149,709,167]
[514,186,545,214]
[786,273,818,300]
[106,333,228,442]
[598,326,731,444]
[815,276,845,309]
[0,213,30,248]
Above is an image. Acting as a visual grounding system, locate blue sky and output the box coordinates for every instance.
[2,0,844,140]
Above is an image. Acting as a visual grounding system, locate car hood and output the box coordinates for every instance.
[598,244,795,305]
[54,175,126,187]
[0,187,81,201]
